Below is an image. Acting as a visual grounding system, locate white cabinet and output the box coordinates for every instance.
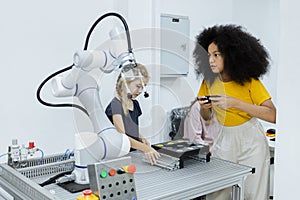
[160,14,190,76]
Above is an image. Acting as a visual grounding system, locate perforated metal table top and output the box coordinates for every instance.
[0,152,253,200]
[130,151,253,200]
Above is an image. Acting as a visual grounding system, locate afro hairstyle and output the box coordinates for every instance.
[193,24,270,85]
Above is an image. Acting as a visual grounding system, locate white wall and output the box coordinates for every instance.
[273,0,300,198]
[0,0,117,161]
[232,0,279,130]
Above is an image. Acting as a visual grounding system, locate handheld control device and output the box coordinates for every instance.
[199,95,220,104]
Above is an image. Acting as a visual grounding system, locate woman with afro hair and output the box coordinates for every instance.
[193,24,276,200]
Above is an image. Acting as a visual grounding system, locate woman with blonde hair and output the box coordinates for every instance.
[105,63,160,165]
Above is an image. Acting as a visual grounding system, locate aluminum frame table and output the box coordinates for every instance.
[0,152,253,200]
[131,151,253,200]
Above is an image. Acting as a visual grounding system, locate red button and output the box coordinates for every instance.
[126,164,136,174]
[83,189,92,196]
[29,142,35,149]
[109,169,116,176]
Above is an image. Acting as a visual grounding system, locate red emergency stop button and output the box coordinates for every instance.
[83,189,93,196]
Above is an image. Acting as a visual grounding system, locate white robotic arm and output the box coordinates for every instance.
[55,37,136,184]
[37,13,138,184]
[51,37,131,97]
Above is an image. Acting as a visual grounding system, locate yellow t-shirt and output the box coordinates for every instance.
[198,78,271,126]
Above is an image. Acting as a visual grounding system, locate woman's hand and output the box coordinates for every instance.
[144,146,160,165]
[128,137,160,165]
[209,95,276,123]
[209,94,236,109]
[198,96,213,120]
[197,96,212,108]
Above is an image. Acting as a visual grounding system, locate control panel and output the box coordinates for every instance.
[87,156,137,200]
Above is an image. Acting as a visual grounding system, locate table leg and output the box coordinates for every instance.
[232,179,244,200]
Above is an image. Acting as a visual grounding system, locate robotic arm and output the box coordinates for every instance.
[37,13,138,184]
[52,36,134,97]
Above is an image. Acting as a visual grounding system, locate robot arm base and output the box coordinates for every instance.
[74,131,130,165]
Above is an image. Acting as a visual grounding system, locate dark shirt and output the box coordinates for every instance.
[105,97,142,141]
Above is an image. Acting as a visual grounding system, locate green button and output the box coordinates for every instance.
[100,170,107,178]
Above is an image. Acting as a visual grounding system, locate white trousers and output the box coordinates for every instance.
[207,118,270,200]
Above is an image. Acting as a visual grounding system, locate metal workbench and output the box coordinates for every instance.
[131,151,253,200]
[0,152,253,200]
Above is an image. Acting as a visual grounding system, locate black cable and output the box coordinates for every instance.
[83,12,132,51]
[39,170,73,187]
[36,64,89,116]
